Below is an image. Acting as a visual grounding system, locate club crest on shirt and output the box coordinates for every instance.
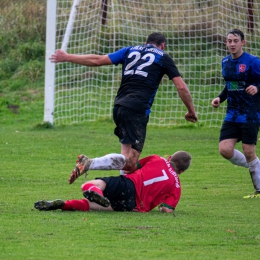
[239,64,246,72]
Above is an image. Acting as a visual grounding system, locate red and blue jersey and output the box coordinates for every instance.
[125,155,181,212]
[108,44,180,116]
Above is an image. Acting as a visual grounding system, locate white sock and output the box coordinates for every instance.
[119,170,126,175]
[89,153,126,170]
[248,157,260,191]
[229,149,249,168]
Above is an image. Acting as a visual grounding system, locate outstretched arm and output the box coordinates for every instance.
[172,76,198,123]
[49,49,113,66]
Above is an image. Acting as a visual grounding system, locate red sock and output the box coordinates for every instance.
[62,199,90,212]
[81,183,104,196]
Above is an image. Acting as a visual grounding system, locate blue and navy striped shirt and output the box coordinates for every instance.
[219,52,260,123]
[108,44,180,116]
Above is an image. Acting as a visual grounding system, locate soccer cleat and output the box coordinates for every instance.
[34,199,65,211]
[243,191,260,199]
[68,168,82,184]
[68,154,92,184]
[83,190,111,207]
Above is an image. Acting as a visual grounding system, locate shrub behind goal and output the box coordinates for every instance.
[44,0,260,127]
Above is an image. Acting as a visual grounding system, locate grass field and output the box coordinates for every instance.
[1,2,260,258]
[1,112,260,260]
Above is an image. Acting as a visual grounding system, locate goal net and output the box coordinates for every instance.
[44,0,260,127]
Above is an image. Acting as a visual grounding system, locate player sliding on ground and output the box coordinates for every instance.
[34,151,191,213]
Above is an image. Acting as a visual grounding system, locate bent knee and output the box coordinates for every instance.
[219,149,234,159]
[219,140,235,159]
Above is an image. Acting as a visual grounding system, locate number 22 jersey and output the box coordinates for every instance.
[108,44,181,116]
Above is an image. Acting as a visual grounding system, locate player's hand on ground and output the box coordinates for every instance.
[158,204,174,213]
[211,97,220,108]
[49,49,67,63]
[185,112,198,123]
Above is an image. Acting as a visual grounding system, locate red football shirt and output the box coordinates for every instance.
[125,155,181,212]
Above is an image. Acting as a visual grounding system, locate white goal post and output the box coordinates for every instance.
[44,0,260,127]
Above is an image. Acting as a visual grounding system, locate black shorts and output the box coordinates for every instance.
[113,105,149,152]
[96,176,136,211]
[219,121,259,145]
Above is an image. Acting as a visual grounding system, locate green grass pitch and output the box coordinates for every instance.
[1,118,260,260]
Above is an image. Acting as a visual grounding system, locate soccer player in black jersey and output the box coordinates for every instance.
[212,29,260,198]
[50,33,197,183]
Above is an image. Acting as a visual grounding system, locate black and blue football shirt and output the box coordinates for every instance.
[220,52,260,123]
[108,44,180,116]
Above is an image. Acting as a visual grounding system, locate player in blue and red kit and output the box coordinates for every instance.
[34,151,191,213]
[211,29,260,198]
[50,33,197,184]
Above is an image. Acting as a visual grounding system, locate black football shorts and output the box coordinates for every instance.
[219,121,259,145]
[96,176,136,211]
[113,105,149,152]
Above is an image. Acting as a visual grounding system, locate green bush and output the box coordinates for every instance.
[0,0,46,94]
[12,60,45,83]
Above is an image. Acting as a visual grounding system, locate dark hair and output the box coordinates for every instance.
[146,33,166,46]
[227,29,244,41]
[170,151,191,173]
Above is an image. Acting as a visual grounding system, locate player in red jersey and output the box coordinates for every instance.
[34,151,191,214]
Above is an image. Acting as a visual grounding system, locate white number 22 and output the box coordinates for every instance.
[124,51,155,77]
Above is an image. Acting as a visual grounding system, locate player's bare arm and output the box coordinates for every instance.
[49,49,113,66]
[172,76,198,122]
